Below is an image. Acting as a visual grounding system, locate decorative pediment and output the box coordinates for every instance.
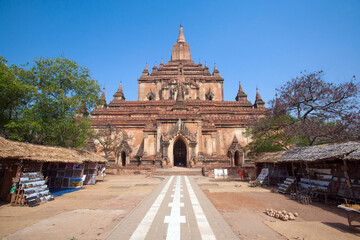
[205,88,215,100]
[164,119,197,141]
[116,139,132,155]
[228,136,243,156]
[146,89,155,100]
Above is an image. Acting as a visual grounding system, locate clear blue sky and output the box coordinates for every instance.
[1,0,359,104]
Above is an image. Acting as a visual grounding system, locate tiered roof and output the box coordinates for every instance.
[138,24,223,83]
[92,24,267,127]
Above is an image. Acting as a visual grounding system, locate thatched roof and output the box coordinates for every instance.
[278,142,360,163]
[344,149,360,160]
[254,151,286,163]
[73,149,107,163]
[0,137,106,163]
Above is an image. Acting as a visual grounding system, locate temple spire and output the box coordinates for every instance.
[152,61,158,72]
[113,81,126,101]
[212,63,219,76]
[239,81,243,91]
[177,24,186,43]
[97,87,107,109]
[171,24,191,61]
[254,87,265,109]
[204,61,208,70]
[142,63,149,76]
[274,93,285,116]
[235,81,247,101]
[76,101,89,118]
[203,61,210,75]
[256,87,262,100]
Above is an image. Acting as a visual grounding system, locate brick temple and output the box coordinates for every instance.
[91,24,266,168]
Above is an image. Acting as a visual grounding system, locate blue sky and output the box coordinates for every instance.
[1,0,359,104]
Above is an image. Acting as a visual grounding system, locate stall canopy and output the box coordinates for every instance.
[344,148,360,161]
[277,142,360,163]
[0,137,106,164]
[254,151,286,164]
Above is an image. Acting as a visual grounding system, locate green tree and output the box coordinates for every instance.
[245,112,297,157]
[1,55,101,148]
[0,57,36,135]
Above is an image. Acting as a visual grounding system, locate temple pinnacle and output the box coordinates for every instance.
[256,87,261,100]
[177,23,186,43]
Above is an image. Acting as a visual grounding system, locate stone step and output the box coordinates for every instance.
[154,167,203,176]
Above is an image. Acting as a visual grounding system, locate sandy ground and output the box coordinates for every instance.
[2,175,360,240]
[0,175,161,240]
[196,178,360,240]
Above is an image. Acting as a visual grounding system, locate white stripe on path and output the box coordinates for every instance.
[130,176,174,240]
[185,176,216,240]
[164,176,186,240]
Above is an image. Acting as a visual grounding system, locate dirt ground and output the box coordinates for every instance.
[0,175,161,240]
[196,178,360,240]
[2,175,360,240]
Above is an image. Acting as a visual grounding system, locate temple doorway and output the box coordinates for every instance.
[121,151,126,166]
[173,139,187,167]
[234,151,241,166]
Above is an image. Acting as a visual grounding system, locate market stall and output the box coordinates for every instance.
[254,151,289,186]
[278,142,360,204]
[0,137,107,206]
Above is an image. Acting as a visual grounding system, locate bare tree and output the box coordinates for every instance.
[276,70,359,145]
[93,124,132,161]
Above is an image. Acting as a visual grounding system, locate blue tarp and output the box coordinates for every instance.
[50,188,82,197]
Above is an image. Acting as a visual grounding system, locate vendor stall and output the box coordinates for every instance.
[254,151,289,186]
[0,137,107,206]
[278,142,360,204]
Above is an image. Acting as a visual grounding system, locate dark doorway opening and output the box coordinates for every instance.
[173,139,187,167]
[121,151,126,166]
[234,151,241,166]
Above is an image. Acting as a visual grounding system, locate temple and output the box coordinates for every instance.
[90,24,267,168]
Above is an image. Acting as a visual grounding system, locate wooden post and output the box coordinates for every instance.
[291,162,295,177]
[305,162,313,186]
[343,159,357,204]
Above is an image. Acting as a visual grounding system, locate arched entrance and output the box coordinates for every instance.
[234,151,241,166]
[173,139,187,167]
[121,151,126,166]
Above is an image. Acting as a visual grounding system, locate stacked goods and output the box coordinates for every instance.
[264,208,299,221]
[19,172,53,206]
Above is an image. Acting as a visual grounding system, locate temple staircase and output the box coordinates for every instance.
[154,166,203,176]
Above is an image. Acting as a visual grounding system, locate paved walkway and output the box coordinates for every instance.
[106,176,238,240]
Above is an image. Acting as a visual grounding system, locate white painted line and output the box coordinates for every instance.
[185,176,216,240]
[164,176,186,240]
[130,176,174,240]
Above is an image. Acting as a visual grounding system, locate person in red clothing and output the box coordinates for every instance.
[238,168,243,180]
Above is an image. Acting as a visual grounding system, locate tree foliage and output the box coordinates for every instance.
[0,57,36,133]
[0,55,101,148]
[245,113,297,157]
[246,71,360,156]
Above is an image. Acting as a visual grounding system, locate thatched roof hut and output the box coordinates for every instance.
[254,151,286,163]
[278,142,360,163]
[0,137,106,163]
